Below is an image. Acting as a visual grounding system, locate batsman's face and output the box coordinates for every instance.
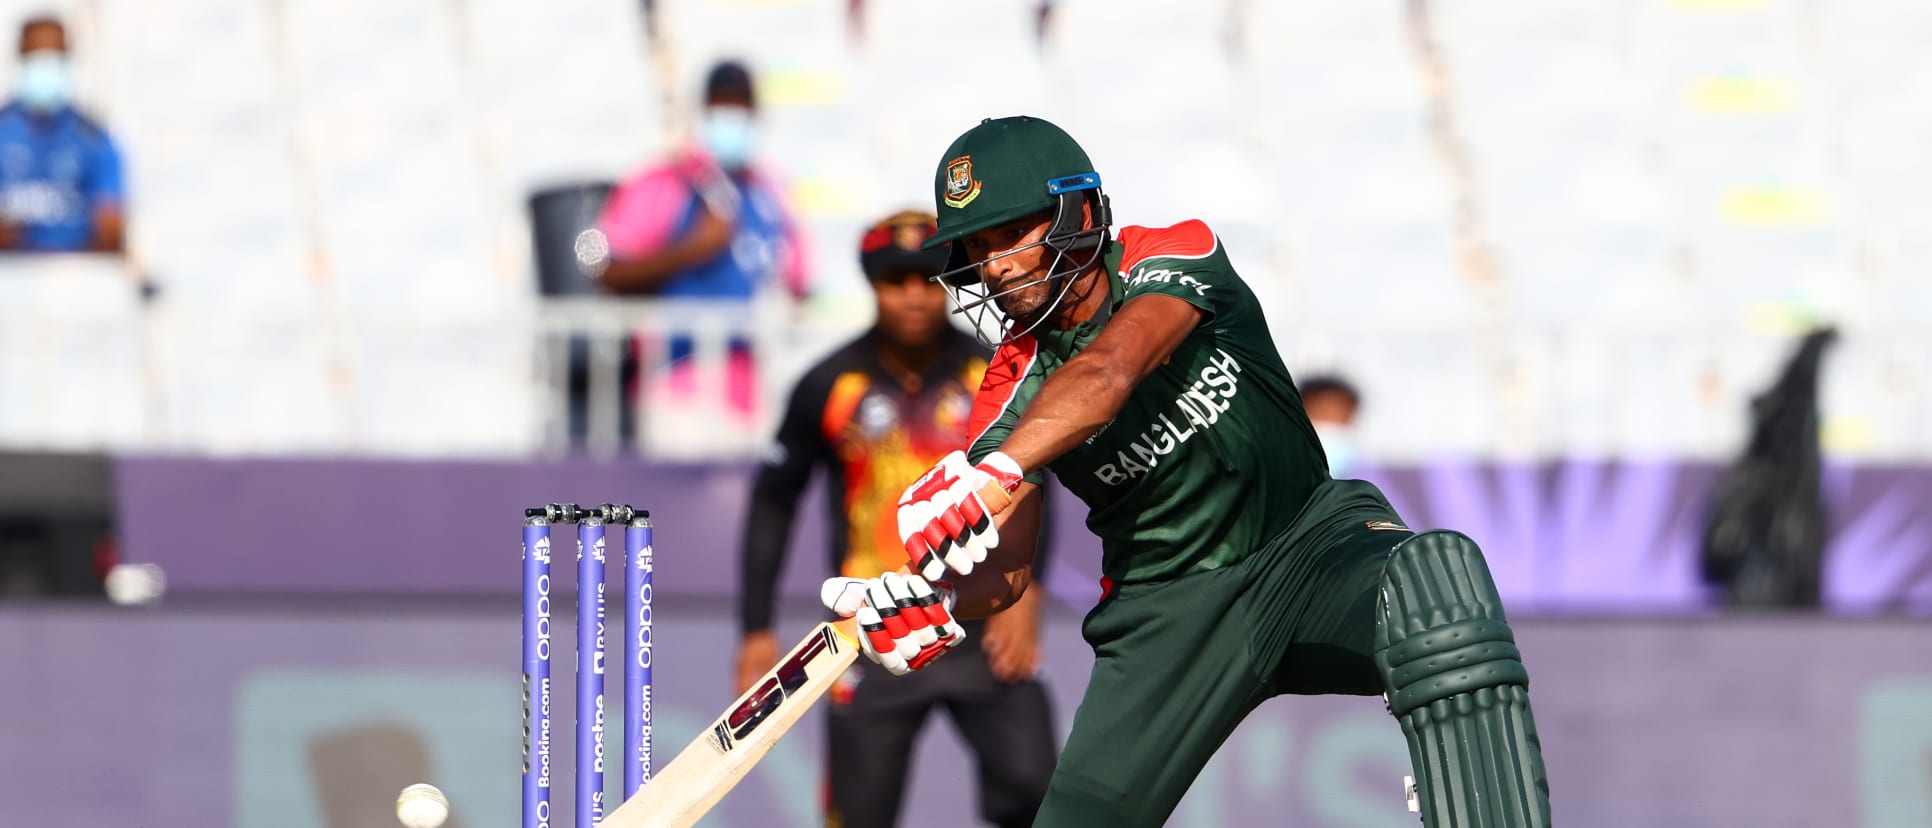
[960,212,1056,323]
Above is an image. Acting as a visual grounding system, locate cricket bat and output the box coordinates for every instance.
[601,618,860,828]
[604,483,1015,827]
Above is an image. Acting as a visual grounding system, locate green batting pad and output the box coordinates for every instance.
[1376,532,1551,828]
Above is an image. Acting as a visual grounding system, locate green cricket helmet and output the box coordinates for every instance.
[924,116,1113,346]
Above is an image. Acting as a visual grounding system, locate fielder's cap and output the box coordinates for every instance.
[704,60,755,106]
[859,210,947,280]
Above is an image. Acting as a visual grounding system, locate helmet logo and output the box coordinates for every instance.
[943,155,981,208]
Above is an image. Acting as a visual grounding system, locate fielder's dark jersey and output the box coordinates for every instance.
[967,220,1328,586]
[740,327,988,633]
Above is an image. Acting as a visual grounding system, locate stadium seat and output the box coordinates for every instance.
[859,0,1045,209]
[1818,333,1932,460]
[1045,0,1242,138]
[1342,331,1500,459]
[128,143,314,309]
[0,259,146,449]
[1086,136,1272,229]
[281,0,464,118]
[464,0,659,195]
[655,0,849,109]
[1292,221,1476,329]
[339,319,540,456]
[1276,136,1452,229]
[93,0,280,127]
[1429,0,1620,48]
[3,0,1928,463]
[145,309,346,453]
[296,117,503,310]
[1865,238,1932,325]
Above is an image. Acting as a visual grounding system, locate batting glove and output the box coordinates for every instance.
[895,450,1023,581]
[820,572,966,675]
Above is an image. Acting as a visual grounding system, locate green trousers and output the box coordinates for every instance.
[1034,479,1410,825]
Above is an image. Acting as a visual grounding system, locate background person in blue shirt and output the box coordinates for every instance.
[590,60,811,435]
[0,16,124,254]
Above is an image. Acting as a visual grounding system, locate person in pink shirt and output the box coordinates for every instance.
[595,60,811,425]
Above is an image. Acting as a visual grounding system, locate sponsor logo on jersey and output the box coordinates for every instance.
[1093,348,1243,486]
[936,386,974,433]
[858,393,899,438]
[1125,265,1211,296]
[943,155,981,208]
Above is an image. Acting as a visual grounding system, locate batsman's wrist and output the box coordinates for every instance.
[980,450,1025,491]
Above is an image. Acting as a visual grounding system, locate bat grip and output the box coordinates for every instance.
[977,480,1015,519]
[830,616,860,645]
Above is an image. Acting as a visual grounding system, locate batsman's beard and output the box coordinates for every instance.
[993,277,1052,329]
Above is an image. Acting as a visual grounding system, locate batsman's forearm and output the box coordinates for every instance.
[950,484,1043,619]
[951,563,1031,620]
[1002,573,1044,623]
[999,354,1134,473]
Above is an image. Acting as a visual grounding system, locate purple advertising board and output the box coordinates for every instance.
[1,601,1929,827]
[114,455,1932,613]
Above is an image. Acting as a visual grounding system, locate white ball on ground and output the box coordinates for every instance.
[105,563,167,606]
[395,783,449,828]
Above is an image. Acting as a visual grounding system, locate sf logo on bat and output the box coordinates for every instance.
[710,626,844,751]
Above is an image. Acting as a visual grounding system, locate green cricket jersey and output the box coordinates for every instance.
[966,220,1329,586]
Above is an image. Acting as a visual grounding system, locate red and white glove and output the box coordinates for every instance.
[895,450,1024,581]
[820,572,967,675]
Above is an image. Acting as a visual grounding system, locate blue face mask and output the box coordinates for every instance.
[17,51,71,112]
[699,106,756,170]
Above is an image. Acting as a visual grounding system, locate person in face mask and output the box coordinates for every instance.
[1297,374,1362,478]
[0,16,124,253]
[594,59,807,300]
[590,59,811,431]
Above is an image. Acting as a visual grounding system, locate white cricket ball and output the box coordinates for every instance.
[105,563,167,606]
[395,783,449,828]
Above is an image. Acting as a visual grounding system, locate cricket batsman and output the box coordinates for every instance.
[819,116,1553,826]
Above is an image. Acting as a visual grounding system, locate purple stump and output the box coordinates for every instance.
[624,514,653,797]
[576,518,608,828]
[521,519,554,828]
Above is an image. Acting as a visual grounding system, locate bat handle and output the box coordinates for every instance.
[830,616,860,646]
[977,481,1015,518]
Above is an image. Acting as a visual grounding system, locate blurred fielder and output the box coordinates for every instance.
[821,117,1553,826]
[740,211,1058,827]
